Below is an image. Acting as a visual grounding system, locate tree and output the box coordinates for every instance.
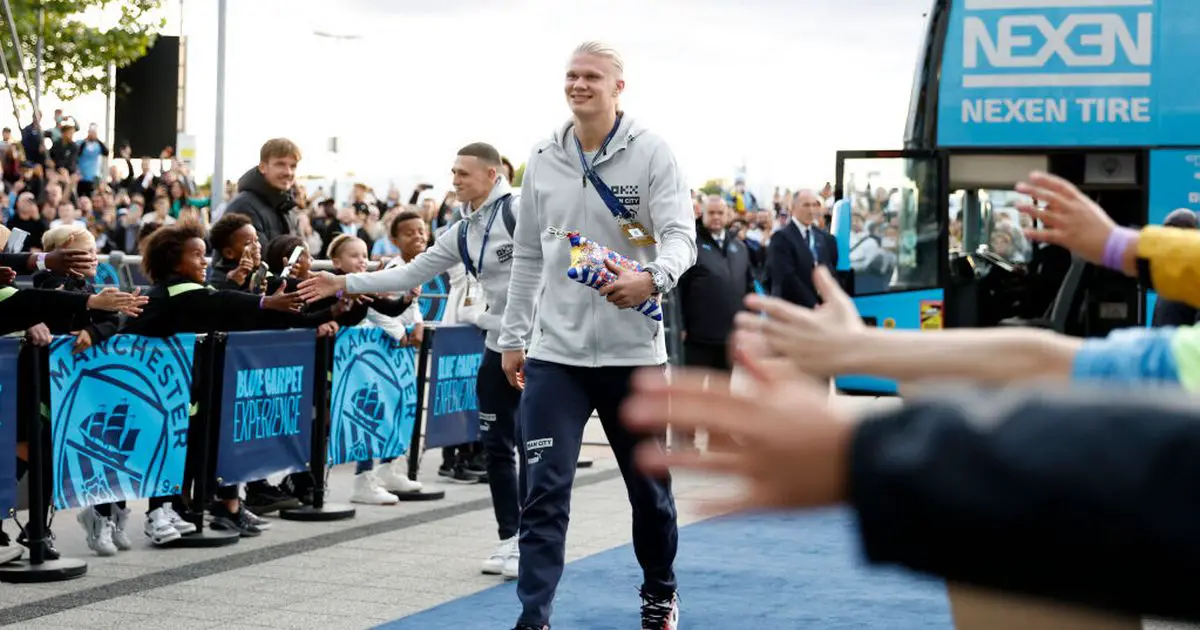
[0,0,166,107]
[512,162,526,187]
[698,178,725,197]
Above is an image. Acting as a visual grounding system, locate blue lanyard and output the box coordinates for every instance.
[574,113,623,178]
[574,115,632,221]
[460,201,501,278]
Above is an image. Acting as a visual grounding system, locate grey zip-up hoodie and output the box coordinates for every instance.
[343,177,519,353]
[498,115,697,367]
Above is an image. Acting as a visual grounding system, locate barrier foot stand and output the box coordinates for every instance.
[393,487,445,502]
[166,527,240,548]
[0,557,87,583]
[576,457,594,469]
[279,502,356,521]
[279,485,355,522]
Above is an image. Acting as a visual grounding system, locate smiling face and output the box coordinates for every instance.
[565,53,623,119]
[176,238,209,284]
[452,155,496,207]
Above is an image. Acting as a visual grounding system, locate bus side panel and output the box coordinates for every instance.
[1146,291,1157,328]
[837,288,945,395]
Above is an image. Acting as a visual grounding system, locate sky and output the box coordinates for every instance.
[11,0,933,201]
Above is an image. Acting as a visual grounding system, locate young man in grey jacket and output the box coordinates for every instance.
[499,41,696,630]
[296,142,524,579]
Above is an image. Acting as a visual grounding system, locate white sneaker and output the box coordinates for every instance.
[502,537,520,580]
[161,503,197,535]
[640,590,680,630]
[482,535,517,575]
[349,472,399,505]
[110,506,133,551]
[0,545,20,564]
[502,550,520,580]
[143,508,182,545]
[377,461,423,494]
[76,507,118,557]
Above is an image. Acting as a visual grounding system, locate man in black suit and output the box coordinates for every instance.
[674,195,754,451]
[767,189,837,307]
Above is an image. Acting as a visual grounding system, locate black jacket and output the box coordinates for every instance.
[0,286,94,334]
[31,272,120,343]
[676,224,754,345]
[767,221,837,308]
[223,168,296,245]
[851,387,1200,621]
[119,277,333,338]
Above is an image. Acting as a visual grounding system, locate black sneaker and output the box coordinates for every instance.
[281,474,315,506]
[209,506,262,537]
[439,464,480,484]
[640,588,679,630]
[244,484,302,515]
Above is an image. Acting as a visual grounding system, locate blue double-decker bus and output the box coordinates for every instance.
[832,0,1200,395]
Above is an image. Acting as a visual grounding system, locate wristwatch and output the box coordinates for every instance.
[644,265,668,295]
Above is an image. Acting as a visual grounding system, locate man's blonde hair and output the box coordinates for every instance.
[572,41,624,77]
[259,138,302,164]
[42,224,93,252]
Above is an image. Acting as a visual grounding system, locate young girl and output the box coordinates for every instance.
[32,226,134,557]
[121,222,344,544]
[324,233,425,504]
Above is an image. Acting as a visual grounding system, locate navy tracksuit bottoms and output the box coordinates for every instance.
[516,358,679,626]
[478,348,524,540]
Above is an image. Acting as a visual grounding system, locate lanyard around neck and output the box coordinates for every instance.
[573,114,623,179]
[461,200,502,278]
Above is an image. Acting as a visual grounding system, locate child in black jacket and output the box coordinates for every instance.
[31,226,132,557]
[121,222,343,544]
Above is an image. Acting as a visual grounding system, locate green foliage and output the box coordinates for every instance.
[698,178,725,196]
[0,0,166,105]
[512,162,526,187]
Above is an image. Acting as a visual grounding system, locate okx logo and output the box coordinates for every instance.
[329,327,418,467]
[48,334,194,510]
[961,0,1153,88]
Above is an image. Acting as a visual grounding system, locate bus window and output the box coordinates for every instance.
[841,156,940,295]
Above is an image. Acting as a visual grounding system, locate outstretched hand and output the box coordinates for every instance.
[1015,171,1117,266]
[621,329,853,516]
[297,271,346,303]
[736,267,865,378]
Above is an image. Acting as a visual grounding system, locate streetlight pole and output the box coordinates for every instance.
[213,0,227,205]
[312,30,360,205]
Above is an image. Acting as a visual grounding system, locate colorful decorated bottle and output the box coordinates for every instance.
[565,232,663,321]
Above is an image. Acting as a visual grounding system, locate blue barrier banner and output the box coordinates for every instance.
[48,334,194,510]
[424,325,484,449]
[216,330,315,485]
[938,1,1200,147]
[329,327,418,466]
[419,271,452,322]
[0,338,18,515]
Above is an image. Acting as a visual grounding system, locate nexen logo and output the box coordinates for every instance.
[960,0,1153,88]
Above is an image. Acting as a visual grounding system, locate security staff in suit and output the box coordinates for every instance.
[767,189,838,307]
[674,195,754,451]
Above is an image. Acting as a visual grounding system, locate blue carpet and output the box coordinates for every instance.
[377,508,953,629]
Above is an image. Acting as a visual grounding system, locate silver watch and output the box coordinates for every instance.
[645,266,667,294]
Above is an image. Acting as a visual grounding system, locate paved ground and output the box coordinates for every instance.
[0,395,1189,629]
